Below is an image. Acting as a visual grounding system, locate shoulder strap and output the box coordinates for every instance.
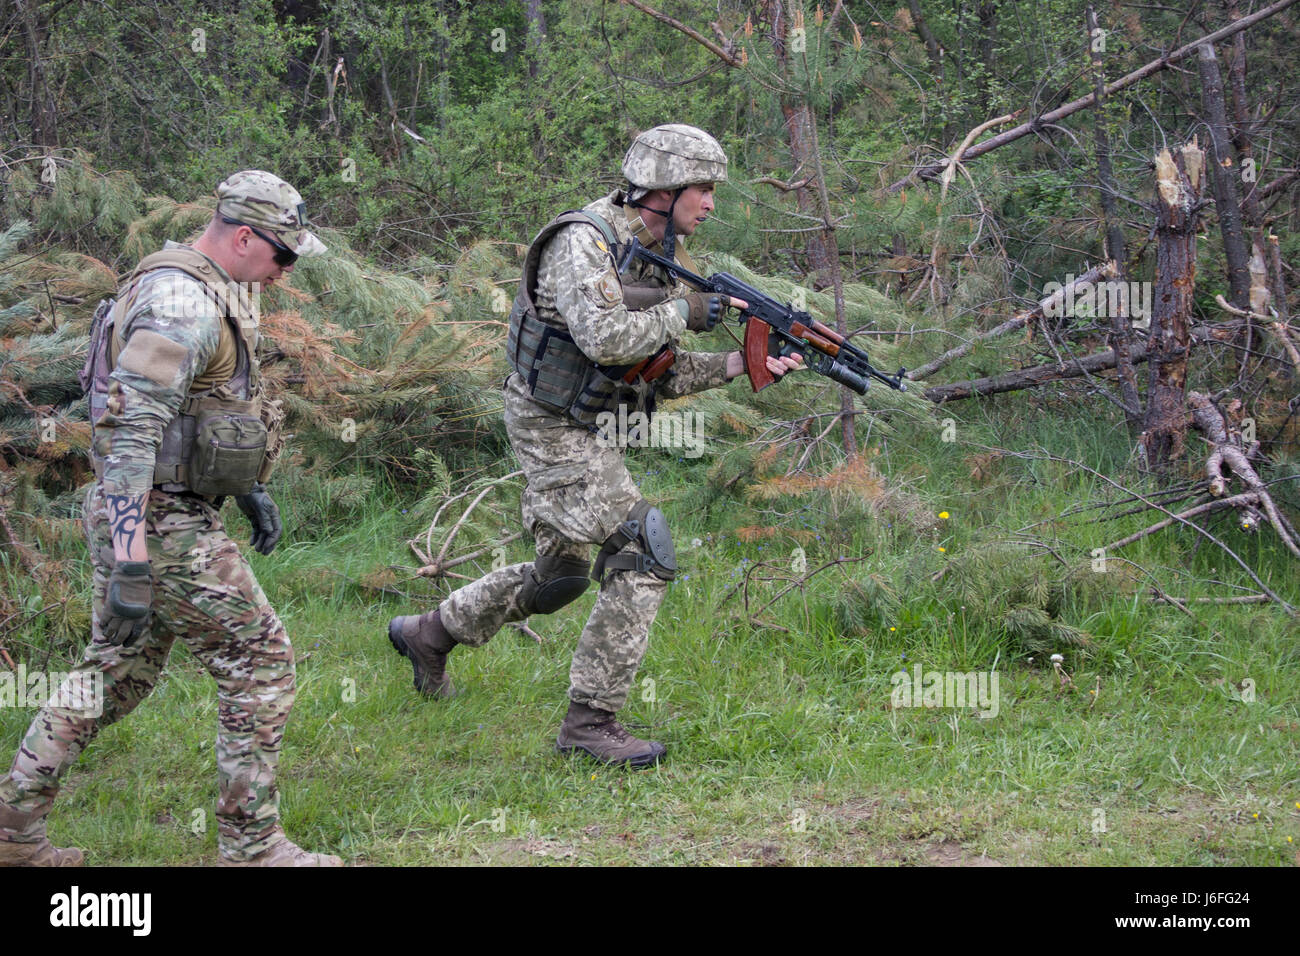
[110,246,259,388]
[521,210,621,304]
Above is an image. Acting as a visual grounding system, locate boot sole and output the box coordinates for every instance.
[555,742,666,768]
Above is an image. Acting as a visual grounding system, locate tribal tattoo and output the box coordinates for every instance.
[106,493,147,555]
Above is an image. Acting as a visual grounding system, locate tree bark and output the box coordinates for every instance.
[526,0,547,79]
[1197,43,1251,310]
[16,0,58,148]
[1142,143,1207,473]
[977,1,997,117]
[1087,5,1141,427]
[763,1,834,286]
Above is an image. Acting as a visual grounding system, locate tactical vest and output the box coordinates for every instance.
[81,246,278,496]
[505,209,678,429]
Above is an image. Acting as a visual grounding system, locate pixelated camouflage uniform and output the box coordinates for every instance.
[439,191,730,712]
[0,241,296,862]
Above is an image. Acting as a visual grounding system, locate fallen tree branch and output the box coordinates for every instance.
[1213,293,1300,367]
[1188,391,1300,557]
[619,0,743,68]
[924,343,1149,403]
[908,262,1116,381]
[886,0,1300,192]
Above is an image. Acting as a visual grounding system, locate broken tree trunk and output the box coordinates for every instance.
[1142,142,1206,473]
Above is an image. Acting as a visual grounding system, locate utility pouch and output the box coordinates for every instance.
[187,403,268,496]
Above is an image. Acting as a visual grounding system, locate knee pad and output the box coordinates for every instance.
[519,553,592,615]
[592,501,677,585]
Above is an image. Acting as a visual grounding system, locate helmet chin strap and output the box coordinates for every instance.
[626,187,685,261]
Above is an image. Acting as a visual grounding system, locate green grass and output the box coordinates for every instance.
[3,397,1299,866]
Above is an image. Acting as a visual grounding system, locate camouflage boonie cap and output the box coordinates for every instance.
[216,170,327,258]
[622,124,728,191]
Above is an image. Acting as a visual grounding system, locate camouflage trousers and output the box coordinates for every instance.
[439,374,668,712]
[0,485,295,861]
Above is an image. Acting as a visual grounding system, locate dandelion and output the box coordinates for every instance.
[889,627,896,632]
[1253,812,1259,819]
[939,511,949,519]
[1050,653,1064,664]
[938,546,946,553]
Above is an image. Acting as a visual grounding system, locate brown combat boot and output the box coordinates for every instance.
[217,830,342,867]
[0,836,84,867]
[388,607,458,699]
[555,700,666,768]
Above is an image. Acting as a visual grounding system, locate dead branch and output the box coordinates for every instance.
[408,470,524,577]
[1103,491,1258,550]
[978,444,1296,613]
[908,262,1116,381]
[886,0,1300,192]
[619,0,743,68]
[752,175,812,192]
[1214,293,1300,367]
[923,342,1149,403]
[1188,391,1300,557]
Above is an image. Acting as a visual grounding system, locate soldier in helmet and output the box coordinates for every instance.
[0,171,342,866]
[386,125,803,766]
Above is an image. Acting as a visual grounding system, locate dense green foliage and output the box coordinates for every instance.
[2,1,1299,864]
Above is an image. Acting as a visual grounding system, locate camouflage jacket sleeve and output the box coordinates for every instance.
[93,272,223,495]
[540,223,687,365]
[657,347,731,398]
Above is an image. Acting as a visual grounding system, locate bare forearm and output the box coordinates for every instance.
[107,493,150,563]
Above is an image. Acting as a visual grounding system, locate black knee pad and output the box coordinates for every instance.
[592,501,677,584]
[519,553,591,615]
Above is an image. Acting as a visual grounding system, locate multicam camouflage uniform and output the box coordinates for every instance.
[440,189,729,712]
[0,172,324,862]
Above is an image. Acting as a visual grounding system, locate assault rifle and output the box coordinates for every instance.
[617,239,906,394]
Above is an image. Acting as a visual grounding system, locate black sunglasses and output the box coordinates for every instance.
[222,217,298,267]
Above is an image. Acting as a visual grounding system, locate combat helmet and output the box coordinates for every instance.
[622,125,727,260]
[622,124,728,190]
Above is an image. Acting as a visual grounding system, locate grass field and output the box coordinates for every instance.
[3,395,1299,866]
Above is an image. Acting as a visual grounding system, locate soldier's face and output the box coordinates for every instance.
[672,183,716,236]
[231,225,294,285]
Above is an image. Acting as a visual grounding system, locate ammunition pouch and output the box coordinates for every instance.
[186,398,269,496]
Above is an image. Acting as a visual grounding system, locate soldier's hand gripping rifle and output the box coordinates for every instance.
[617,239,906,395]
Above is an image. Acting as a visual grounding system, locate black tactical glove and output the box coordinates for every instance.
[101,561,152,646]
[682,293,724,332]
[234,482,283,555]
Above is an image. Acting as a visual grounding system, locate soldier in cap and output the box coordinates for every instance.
[0,171,341,866]
[386,125,803,766]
